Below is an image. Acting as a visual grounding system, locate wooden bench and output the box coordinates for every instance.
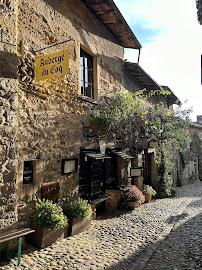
[0,228,35,265]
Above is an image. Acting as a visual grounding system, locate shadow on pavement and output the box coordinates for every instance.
[106,196,202,270]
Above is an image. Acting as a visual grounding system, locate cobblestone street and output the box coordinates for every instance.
[0,182,202,270]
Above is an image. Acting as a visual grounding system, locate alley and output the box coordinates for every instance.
[0,182,201,270]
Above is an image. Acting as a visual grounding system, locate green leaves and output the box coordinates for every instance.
[32,199,68,230]
[63,198,93,220]
[90,91,147,148]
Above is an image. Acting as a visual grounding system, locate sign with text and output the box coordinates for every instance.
[149,141,158,148]
[35,49,69,82]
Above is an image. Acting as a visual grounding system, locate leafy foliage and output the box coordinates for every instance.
[91,90,191,195]
[146,103,191,194]
[32,199,68,230]
[142,185,157,196]
[63,198,93,220]
[91,91,147,148]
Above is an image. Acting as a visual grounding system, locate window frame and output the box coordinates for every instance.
[79,45,98,101]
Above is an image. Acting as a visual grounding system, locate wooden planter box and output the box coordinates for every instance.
[27,225,67,249]
[145,194,152,203]
[67,216,92,236]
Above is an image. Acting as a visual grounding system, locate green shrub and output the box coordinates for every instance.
[142,185,157,196]
[32,199,68,230]
[63,198,93,220]
[188,172,195,183]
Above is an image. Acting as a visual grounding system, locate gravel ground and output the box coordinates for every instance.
[0,181,202,270]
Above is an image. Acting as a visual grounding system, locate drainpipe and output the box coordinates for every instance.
[137,48,141,64]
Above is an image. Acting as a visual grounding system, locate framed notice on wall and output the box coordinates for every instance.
[149,141,158,148]
[35,49,69,82]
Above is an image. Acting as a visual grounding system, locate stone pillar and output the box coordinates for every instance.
[0,0,18,233]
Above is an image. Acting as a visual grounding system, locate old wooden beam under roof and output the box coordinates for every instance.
[161,86,181,106]
[125,62,180,106]
[82,0,142,49]
[125,62,161,91]
[196,0,202,24]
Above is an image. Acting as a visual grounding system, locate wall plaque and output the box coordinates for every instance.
[149,141,158,148]
[35,49,69,82]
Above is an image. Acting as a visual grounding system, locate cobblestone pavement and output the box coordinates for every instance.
[142,184,202,270]
[0,182,202,270]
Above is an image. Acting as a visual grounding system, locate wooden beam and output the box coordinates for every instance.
[86,0,109,6]
[103,20,120,24]
[96,10,114,15]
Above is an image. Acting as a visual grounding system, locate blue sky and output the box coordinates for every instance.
[129,22,162,45]
[114,0,202,121]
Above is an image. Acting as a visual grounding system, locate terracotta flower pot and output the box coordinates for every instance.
[67,215,92,236]
[126,201,139,209]
[27,225,67,248]
[145,194,152,203]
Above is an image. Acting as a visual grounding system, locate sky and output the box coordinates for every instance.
[114,0,202,122]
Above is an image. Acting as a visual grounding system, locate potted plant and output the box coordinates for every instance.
[121,185,145,209]
[143,185,157,203]
[63,198,93,236]
[28,199,68,248]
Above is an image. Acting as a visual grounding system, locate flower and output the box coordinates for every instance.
[122,185,145,204]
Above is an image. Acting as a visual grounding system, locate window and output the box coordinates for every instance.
[23,161,34,184]
[61,158,78,175]
[80,48,94,99]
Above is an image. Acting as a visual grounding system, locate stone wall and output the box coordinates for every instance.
[0,0,18,233]
[15,0,125,226]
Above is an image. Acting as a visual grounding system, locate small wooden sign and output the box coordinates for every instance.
[35,49,69,82]
[149,141,158,148]
[41,182,60,202]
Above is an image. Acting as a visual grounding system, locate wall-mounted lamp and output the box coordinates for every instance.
[61,158,78,175]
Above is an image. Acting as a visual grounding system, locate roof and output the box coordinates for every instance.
[125,61,161,90]
[82,0,142,49]
[161,86,181,106]
[125,62,181,105]
[196,0,202,24]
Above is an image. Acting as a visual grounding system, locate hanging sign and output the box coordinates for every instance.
[35,49,69,82]
[149,141,158,148]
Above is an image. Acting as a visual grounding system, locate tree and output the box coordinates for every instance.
[91,90,191,196]
[91,91,146,149]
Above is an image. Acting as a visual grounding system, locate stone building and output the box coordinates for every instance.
[188,116,202,181]
[0,0,180,234]
[0,0,142,233]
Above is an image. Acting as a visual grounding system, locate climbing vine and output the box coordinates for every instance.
[146,103,191,195]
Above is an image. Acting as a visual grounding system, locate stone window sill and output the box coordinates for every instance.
[79,95,98,105]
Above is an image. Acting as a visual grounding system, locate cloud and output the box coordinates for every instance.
[114,0,202,121]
